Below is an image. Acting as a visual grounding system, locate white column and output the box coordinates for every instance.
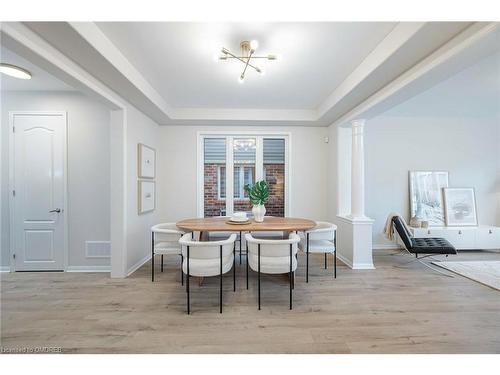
[335,118,374,270]
[350,119,366,219]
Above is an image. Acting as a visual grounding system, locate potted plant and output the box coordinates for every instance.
[244,180,269,223]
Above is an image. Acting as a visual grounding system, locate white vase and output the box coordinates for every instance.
[252,204,266,223]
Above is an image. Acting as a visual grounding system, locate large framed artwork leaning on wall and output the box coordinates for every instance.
[409,171,449,226]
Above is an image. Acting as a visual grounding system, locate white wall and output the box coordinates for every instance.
[158,126,329,223]
[364,52,500,248]
[124,105,162,274]
[365,116,499,247]
[1,91,111,269]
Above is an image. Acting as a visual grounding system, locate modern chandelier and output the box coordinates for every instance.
[218,40,277,83]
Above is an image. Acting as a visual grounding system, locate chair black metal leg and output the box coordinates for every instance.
[324,253,327,269]
[246,244,249,290]
[161,255,164,272]
[181,254,184,286]
[289,244,293,310]
[239,231,242,265]
[334,252,337,278]
[187,246,190,314]
[306,233,310,283]
[233,242,236,292]
[220,245,223,314]
[258,244,261,310]
[334,230,337,279]
[151,232,155,282]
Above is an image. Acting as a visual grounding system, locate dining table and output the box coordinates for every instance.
[176,216,316,286]
[176,216,317,240]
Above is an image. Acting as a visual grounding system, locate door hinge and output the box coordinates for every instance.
[12,190,16,197]
[13,254,16,259]
[12,126,15,133]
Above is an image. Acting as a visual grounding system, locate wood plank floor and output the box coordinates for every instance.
[1,250,499,353]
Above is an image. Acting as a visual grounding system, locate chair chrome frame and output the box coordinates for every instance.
[391,219,456,277]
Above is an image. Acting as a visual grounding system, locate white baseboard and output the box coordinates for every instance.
[66,265,111,273]
[0,266,11,273]
[336,252,376,270]
[127,254,151,276]
[336,252,353,268]
[373,243,402,250]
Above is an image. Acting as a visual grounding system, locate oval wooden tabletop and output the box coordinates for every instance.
[176,216,317,232]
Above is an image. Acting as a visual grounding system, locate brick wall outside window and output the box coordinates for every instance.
[204,163,284,217]
[204,164,226,217]
[264,164,285,217]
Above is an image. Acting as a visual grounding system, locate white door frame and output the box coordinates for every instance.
[197,131,291,218]
[9,111,69,272]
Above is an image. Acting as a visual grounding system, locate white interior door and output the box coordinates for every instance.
[11,112,66,271]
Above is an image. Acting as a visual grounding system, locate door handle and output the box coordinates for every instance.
[49,208,61,213]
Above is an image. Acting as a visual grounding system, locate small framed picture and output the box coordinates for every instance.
[138,143,156,179]
[443,187,478,226]
[138,180,156,214]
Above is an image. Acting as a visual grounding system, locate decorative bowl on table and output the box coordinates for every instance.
[227,212,250,224]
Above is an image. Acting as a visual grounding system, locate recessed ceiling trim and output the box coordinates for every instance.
[171,107,316,121]
[316,22,423,117]
[332,22,500,128]
[8,21,498,127]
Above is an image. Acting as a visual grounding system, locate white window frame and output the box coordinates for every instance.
[197,131,291,218]
[217,165,251,200]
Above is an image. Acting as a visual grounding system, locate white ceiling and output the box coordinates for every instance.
[96,22,397,109]
[0,47,75,91]
[5,21,494,126]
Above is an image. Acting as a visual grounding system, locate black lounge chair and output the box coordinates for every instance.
[392,216,457,276]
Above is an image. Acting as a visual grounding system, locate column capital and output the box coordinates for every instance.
[350,118,366,129]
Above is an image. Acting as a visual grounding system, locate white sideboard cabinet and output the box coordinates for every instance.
[408,226,500,250]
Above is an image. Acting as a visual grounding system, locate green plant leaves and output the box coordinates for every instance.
[245,180,269,205]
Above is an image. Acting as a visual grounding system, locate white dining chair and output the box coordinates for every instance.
[179,233,237,314]
[151,223,185,283]
[245,233,300,310]
[208,220,244,264]
[298,221,337,282]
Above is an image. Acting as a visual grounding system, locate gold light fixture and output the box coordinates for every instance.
[218,40,277,83]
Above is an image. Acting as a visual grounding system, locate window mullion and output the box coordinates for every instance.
[256,136,263,181]
[239,167,244,198]
[226,136,234,216]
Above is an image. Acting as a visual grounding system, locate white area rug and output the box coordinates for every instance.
[433,261,500,291]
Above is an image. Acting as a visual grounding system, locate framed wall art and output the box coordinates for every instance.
[138,143,156,179]
[138,180,156,214]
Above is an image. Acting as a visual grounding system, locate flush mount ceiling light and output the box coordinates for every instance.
[0,63,32,80]
[218,40,277,83]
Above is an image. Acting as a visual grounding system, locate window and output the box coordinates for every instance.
[218,166,254,199]
[201,134,288,217]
